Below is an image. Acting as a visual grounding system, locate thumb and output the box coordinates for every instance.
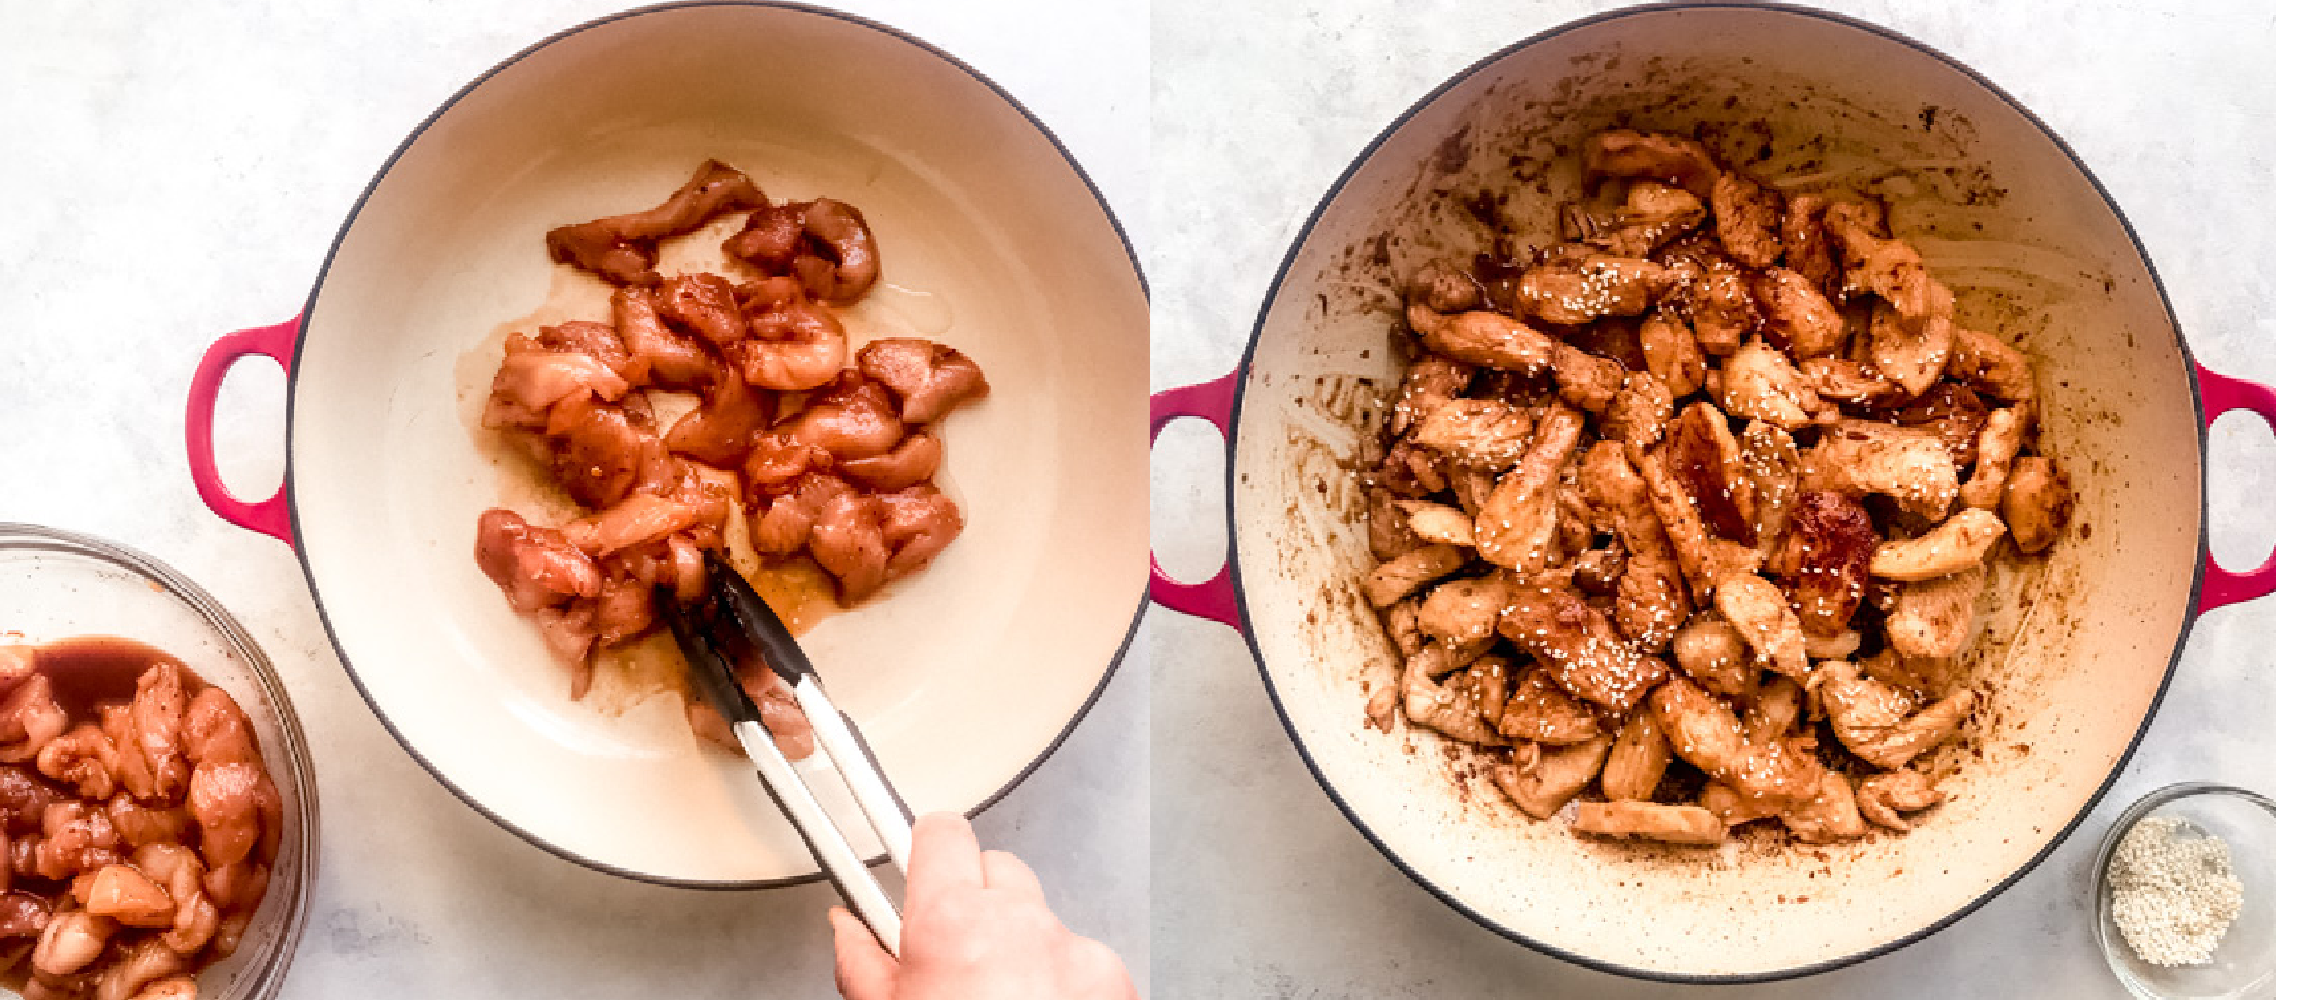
[828,906,899,1000]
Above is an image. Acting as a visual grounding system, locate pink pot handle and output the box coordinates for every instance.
[1148,367,1243,630]
[2195,363,2274,612]
[185,317,300,547]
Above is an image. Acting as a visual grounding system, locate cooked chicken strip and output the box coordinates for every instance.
[1751,268,1845,360]
[1474,404,1584,572]
[1402,658,1506,746]
[1779,769,1866,844]
[1960,402,2033,511]
[1709,173,1784,269]
[1583,130,1723,198]
[1741,421,1800,561]
[1718,343,1817,429]
[1600,371,1672,453]
[1424,310,1555,373]
[2002,456,2074,553]
[1580,181,1708,257]
[1465,656,1514,729]
[1661,402,1755,546]
[1778,490,1876,638]
[1886,565,1985,659]
[1640,312,1705,399]
[1551,342,1630,413]
[1395,499,1476,548]
[1497,581,1671,713]
[1613,553,1688,651]
[1648,675,1746,774]
[1408,261,1484,314]
[1671,616,1756,698]
[1779,194,1839,296]
[1366,544,1467,608]
[1713,571,1809,682]
[1742,675,1804,745]
[1716,739,1827,812]
[1635,447,1721,601]
[1810,661,1978,769]
[1801,420,1959,522]
[1389,358,1477,438]
[1414,398,1533,472]
[1579,442,1673,560]
[1418,574,1510,646]
[1699,779,1780,827]
[1801,357,1898,405]
[1494,735,1612,821]
[1515,256,1676,326]
[1856,768,1946,833]
[1496,668,1602,745]
[1871,508,2006,581]
[1948,327,2035,402]
[1686,261,1757,355]
[1600,702,1672,802]
[1573,801,1727,845]
[1865,297,1956,399]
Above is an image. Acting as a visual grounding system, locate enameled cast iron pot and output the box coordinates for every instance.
[1148,3,2274,982]
[184,2,1147,887]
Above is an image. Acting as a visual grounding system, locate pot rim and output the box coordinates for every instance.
[278,0,1148,890]
[1219,1,2210,982]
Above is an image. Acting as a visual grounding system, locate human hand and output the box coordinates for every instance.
[829,812,1138,1000]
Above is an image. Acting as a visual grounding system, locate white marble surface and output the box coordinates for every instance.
[0,0,2274,998]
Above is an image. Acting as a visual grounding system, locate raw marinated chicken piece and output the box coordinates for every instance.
[546,160,768,286]
[780,370,906,460]
[664,372,777,469]
[534,320,639,382]
[1573,801,1726,845]
[791,199,881,305]
[1582,130,1722,198]
[32,909,113,978]
[120,664,190,802]
[481,333,632,432]
[732,280,847,392]
[724,202,807,273]
[2002,457,2073,553]
[185,763,275,868]
[748,472,854,558]
[35,726,113,800]
[879,486,964,580]
[560,493,708,558]
[0,767,60,832]
[841,433,942,493]
[510,398,669,509]
[853,339,990,425]
[1708,173,1783,268]
[474,509,602,613]
[652,272,748,348]
[105,794,188,849]
[1514,256,1675,326]
[1494,737,1612,820]
[612,286,719,390]
[1856,768,1945,833]
[1497,581,1669,713]
[1750,267,1844,360]
[1413,399,1532,472]
[1421,310,1555,373]
[1778,491,1876,638]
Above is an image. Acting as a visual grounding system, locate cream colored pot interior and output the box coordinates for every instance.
[292,5,1145,883]
[1235,6,2196,977]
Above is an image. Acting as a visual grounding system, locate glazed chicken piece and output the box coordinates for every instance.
[1499,582,1669,713]
[1886,565,1985,659]
[1406,261,1484,314]
[546,160,768,286]
[1660,402,1754,546]
[1366,490,1420,561]
[1713,571,1808,682]
[1574,180,1707,258]
[1959,402,2032,511]
[1495,668,1601,746]
[1549,342,1629,413]
[1717,343,1816,429]
[1388,358,1477,438]
[1417,575,1508,647]
[1779,194,1839,294]
[853,338,990,425]
[1801,357,1898,405]
[1392,499,1476,549]
[653,272,749,348]
[1612,552,1687,651]
[2002,456,2073,553]
[1582,130,1722,198]
[1648,674,1745,776]
[1808,660,1978,769]
[474,510,602,615]
[779,370,907,461]
[1412,399,1532,472]
[1778,768,1865,844]
[1683,260,1757,356]
[1494,736,1612,821]
[1599,371,1671,452]
[1473,403,1583,573]
[1750,267,1844,360]
[1948,327,2036,402]
[1856,768,1946,833]
[1870,508,2006,582]
[612,286,719,390]
[1777,491,1876,639]
[1365,544,1467,609]
[1698,779,1779,827]
[1708,173,1784,269]
[1740,421,1800,561]
[1599,702,1671,802]
[1670,617,1755,699]
[1421,310,1555,373]
[1515,256,1676,327]
[1401,649,1504,746]
[1895,382,1989,468]
[1577,442,1672,560]
[1573,801,1727,845]
[1800,420,1959,523]
[1639,312,1704,399]
[663,371,778,469]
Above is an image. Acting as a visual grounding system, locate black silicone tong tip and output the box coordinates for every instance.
[705,553,816,689]
[658,588,759,727]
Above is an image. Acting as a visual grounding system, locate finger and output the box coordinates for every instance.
[902,811,986,900]
[828,906,898,1000]
[980,849,1046,905]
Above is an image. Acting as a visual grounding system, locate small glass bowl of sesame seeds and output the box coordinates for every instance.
[2091,783,2274,998]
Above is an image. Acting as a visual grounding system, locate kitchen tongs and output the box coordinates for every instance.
[660,554,915,953]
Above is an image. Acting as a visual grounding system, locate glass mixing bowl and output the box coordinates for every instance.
[2092,782,2274,999]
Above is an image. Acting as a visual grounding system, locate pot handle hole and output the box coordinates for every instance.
[185,317,299,547]
[2195,363,2273,612]
[1148,367,1243,630]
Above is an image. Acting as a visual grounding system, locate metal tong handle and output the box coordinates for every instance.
[710,558,916,876]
